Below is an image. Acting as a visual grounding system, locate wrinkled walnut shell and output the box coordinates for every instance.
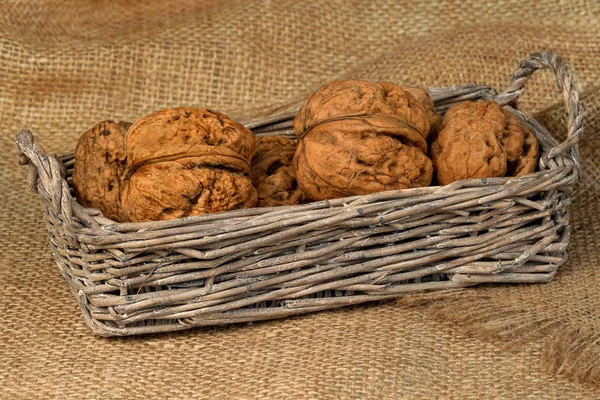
[251,136,309,207]
[402,85,442,133]
[293,118,433,199]
[126,107,255,168]
[293,80,433,201]
[294,80,431,142]
[122,162,257,222]
[73,120,131,221]
[122,107,257,222]
[430,101,539,185]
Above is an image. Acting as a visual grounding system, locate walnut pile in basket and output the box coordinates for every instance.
[73,79,540,223]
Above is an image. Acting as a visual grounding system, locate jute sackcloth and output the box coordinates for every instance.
[2,1,600,398]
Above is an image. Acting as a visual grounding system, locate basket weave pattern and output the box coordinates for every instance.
[16,52,583,336]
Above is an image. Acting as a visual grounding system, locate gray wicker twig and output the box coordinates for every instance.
[16,52,582,336]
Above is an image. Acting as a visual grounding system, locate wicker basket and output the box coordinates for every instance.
[16,52,583,337]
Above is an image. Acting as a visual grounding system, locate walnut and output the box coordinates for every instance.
[293,80,433,201]
[73,120,131,221]
[121,107,257,222]
[430,101,539,185]
[402,85,442,133]
[251,136,309,207]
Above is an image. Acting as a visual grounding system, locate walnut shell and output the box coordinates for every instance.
[430,101,539,185]
[293,80,433,201]
[251,136,309,207]
[126,107,255,168]
[402,85,442,133]
[73,120,131,221]
[294,80,431,143]
[122,162,257,222]
[121,107,257,222]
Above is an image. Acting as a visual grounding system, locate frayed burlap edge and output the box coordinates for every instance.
[397,286,600,389]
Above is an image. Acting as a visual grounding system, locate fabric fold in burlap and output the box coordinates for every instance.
[2,1,600,398]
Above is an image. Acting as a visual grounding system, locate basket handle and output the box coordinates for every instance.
[495,52,583,172]
[16,129,72,218]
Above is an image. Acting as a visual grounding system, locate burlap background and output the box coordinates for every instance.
[2,1,600,398]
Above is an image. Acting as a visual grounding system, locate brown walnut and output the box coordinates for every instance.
[430,100,539,185]
[402,85,442,133]
[293,80,433,201]
[73,120,131,221]
[121,107,257,222]
[251,136,309,207]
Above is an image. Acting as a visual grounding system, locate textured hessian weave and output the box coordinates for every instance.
[2,0,600,398]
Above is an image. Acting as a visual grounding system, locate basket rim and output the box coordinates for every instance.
[73,166,572,233]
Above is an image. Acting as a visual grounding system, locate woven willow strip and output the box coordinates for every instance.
[16,52,583,336]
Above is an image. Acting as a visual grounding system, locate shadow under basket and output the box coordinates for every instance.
[16,52,583,337]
